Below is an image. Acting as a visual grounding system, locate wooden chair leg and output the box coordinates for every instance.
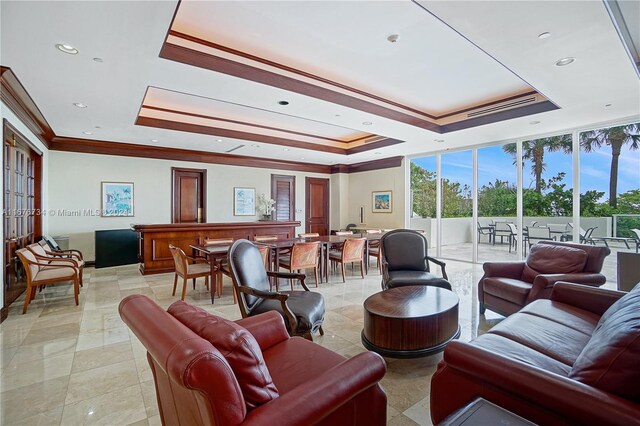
[232,284,238,304]
[360,260,365,279]
[217,275,223,298]
[192,278,196,290]
[181,277,188,301]
[79,268,84,287]
[172,274,178,296]
[73,277,79,306]
[22,283,32,314]
[314,267,318,287]
[319,326,324,336]
[204,275,209,291]
[341,263,346,283]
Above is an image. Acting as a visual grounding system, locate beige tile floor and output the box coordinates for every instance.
[2,249,614,426]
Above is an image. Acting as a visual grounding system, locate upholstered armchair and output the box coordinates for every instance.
[119,295,387,426]
[28,242,85,287]
[479,240,610,316]
[381,229,452,291]
[228,239,324,340]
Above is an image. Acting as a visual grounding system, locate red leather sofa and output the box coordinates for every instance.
[431,282,640,425]
[479,241,610,316]
[119,295,387,426]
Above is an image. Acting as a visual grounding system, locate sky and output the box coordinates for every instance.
[412,143,640,200]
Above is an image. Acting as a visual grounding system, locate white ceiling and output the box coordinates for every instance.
[1,0,638,166]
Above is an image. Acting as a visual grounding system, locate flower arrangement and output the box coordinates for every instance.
[257,193,276,217]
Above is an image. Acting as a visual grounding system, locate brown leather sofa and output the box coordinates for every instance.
[119,294,387,426]
[479,240,610,316]
[431,282,640,425]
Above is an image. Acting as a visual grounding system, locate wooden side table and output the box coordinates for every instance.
[439,398,536,425]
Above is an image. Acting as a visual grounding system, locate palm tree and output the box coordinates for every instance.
[580,123,640,208]
[502,135,573,193]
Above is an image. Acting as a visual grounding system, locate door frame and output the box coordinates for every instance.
[305,177,330,234]
[171,167,207,223]
[2,119,43,323]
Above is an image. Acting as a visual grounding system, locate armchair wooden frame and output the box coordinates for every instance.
[16,248,81,314]
[28,243,84,287]
[234,271,324,341]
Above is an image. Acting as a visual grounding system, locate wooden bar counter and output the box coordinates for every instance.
[132,221,300,275]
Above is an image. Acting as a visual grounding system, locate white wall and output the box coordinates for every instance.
[347,159,406,229]
[330,173,349,230]
[1,102,50,309]
[48,151,330,261]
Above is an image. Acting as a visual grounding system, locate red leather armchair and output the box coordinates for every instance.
[119,295,387,426]
[479,240,610,316]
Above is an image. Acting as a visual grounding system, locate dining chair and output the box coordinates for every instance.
[631,229,640,253]
[507,223,518,253]
[477,221,494,243]
[493,222,512,245]
[365,230,383,273]
[220,244,271,304]
[169,245,211,301]
[16,248,81,314]
[278,241,321,289]
[525,226,553,254]
[330,238,366,283]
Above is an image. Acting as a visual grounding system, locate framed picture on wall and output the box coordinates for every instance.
[372,190,392,213]
[234,187,256,216]
[101,182,134,217]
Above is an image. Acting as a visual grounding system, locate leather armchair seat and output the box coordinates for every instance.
[479,240,610,316]
[250,291,324,334]
[385,271,452,290]
[431,282,640,426]
[119,295,388,426]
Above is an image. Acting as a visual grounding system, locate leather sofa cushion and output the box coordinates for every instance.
[482,278,532,305]
[387,271,452,290]
[488,306,592,366]
[471,333,571,376]
[519,300,600,336]
[521,244,588,283]
[570,285,640,402]
[168,301,279,410]
[252,291,324,333]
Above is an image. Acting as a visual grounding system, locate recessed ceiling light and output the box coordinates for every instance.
[335,114,341,117]
[374,152,382,155]
[605,103,612,107]
[538,32,551,39]
[93,57,103,63]
[217,139,223,142]
[362,121,373,125]
[95,126,101,129]
[300,157,305,160]
[387,34,399,43]
[555,57,575,67]
[82,131,93,135]
[434,139,445,143]
[529,120,541,125]
[55,43,78,54]
[73,103,87,108]
[150,139,159,143]
[278,101,289,106]
[283,148,290,151]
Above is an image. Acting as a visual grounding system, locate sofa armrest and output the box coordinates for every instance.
[528,273,607,302]
[550,282,626,316]
[482,261,525,279]
[243,352,386,425]
[437,341,640,426]
[235,311,290,351]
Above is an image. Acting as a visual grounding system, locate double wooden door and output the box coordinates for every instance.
[3,121,42,319]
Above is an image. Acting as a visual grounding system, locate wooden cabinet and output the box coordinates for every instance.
[132,221,299,274]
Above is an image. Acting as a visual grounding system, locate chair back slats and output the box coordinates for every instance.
[342,238,365,263]
[168,245,188,276]
[290,242,320,269]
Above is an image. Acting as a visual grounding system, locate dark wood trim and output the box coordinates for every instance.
[49,136,333,174]
[84,260,96,268]
[332,156,403,174]
[436,90,539,119]
[440,101,559,133]
[346,137,404,154]
[0,67,53,148]
[142,104,373,144]
[0,305,7,323]
[271,174,296,221]
[136,115,347,155]
[160,42,442,133]
[171,167,207,223]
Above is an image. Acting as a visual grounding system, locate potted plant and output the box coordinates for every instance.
[257,193,276,221]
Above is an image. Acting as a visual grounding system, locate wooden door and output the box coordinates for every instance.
[172,168,206,223]
[271,174,295,221]
[3,120,42,320]
[305,177,329,235]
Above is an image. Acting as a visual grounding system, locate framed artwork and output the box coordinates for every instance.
[372,190,392,213]
[101,182,134,217]
[234,187,256,216]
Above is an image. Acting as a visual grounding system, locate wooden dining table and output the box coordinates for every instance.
[190,243,232,304]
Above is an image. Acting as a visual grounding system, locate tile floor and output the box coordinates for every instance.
[1,252,613,426]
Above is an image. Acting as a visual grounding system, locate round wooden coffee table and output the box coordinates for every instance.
[362,286,460,358]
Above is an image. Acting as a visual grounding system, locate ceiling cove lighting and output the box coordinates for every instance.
[55,43,78,54]
[73,103,87,108]
[555,57,575,67]
[538,32,551,39]
[278,101,289,105]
